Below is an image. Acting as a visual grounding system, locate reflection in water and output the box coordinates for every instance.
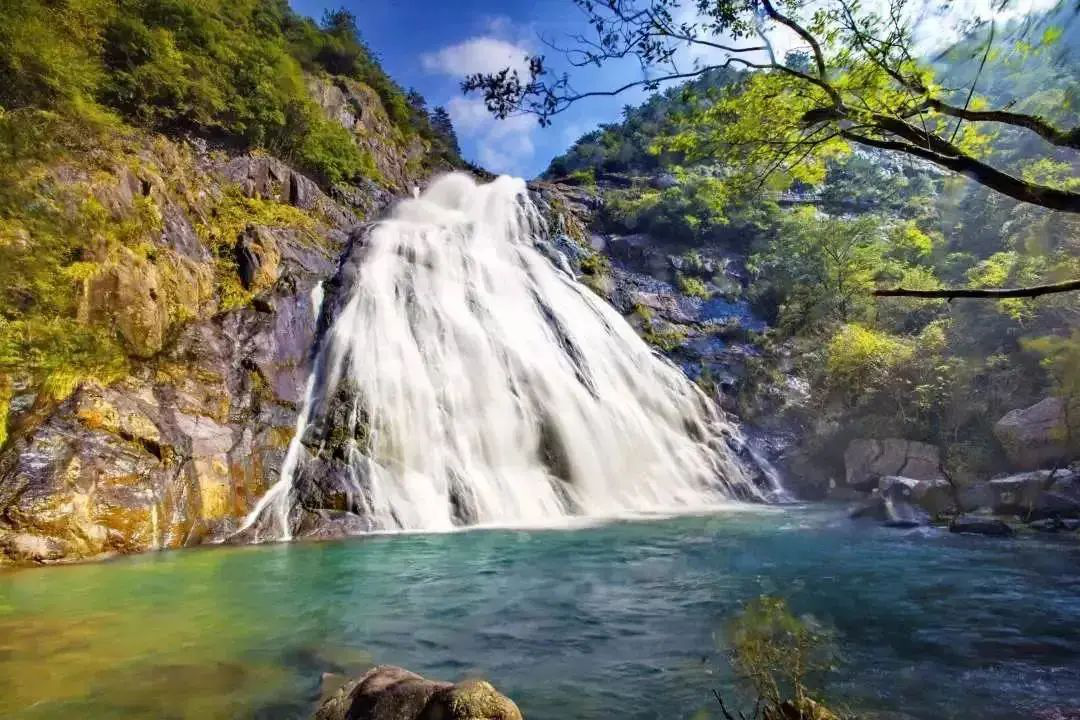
[2,508,1080,719]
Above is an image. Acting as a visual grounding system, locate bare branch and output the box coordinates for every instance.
[875,279,1080,298]
[926,100,1080,149]
[759,0,828,79]
[949,20,995,143]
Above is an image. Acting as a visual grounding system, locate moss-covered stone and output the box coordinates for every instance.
[440,680,524,720]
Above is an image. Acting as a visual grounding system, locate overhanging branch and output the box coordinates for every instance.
[874,279,1080,298]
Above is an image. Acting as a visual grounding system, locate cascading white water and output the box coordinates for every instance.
[242,173,767,540]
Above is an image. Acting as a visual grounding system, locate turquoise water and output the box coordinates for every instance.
[2,506,1079,719]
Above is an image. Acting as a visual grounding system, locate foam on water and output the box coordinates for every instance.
[241,173,766,540]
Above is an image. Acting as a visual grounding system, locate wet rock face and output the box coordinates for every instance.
[314,666,523,720]
[306,75,428,193]
[0,140,391,565]
[0,274,329,561]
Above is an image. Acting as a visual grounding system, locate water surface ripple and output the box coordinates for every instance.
[2,507,1079,719]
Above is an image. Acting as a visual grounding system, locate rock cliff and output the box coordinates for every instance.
[0,69,440,563]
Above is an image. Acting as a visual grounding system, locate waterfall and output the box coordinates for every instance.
[240,173,768,541]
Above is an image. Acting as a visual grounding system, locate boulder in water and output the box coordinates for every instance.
[949,516,1014,537]
[879,476,955,517]
[843,439,942,491]
[848,494,887,521]
[313,665,522,720]
[882,498,930,528]
[959,470,1080,519]
[1028,518,1066,533]
[764,698,841,720]
[1029,492,1080,521]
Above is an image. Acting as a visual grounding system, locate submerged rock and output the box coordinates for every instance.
[882,498,930,528]
[764,698,841,720]
[1028,518,1067,533]
[314,665,522,720]
[949,516,1014,537]
[848,495,887,521]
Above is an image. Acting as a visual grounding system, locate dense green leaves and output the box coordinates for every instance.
[543,2,1079,483]
[0,0,459,185]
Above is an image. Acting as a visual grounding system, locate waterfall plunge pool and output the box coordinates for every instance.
[2,506,1079,719]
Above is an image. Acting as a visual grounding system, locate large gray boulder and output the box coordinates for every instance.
[314,666,523,720]
[843,439,943,491]
[994,397,1075,470]
[959,469,1080,519]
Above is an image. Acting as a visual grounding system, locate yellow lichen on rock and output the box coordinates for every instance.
[442,680,524,720]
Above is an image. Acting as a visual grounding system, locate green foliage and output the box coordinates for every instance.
[1023,331,1080,430]
[602,171,729,242]
[677,274,710,299]
[545,67,741,178]
[293,108,380,185]
[0,318,130,402]
[825,324,913,402]
[749,211,899,332]
[196,189,318,311]
[0,374,9,447]
[727,596,837,712]
[0,0,447,186]
[579,252,611,277]
[631,303,687,351]
[0,0,105,110]
[642,324,687,352]
[566,167,597,186]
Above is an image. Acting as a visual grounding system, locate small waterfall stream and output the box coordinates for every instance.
[241,173,768,541]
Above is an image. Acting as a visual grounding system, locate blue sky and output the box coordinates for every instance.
[289,0,655,178]
[287,0,1062,179]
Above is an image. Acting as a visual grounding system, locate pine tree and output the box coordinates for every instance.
[429,106,461,158]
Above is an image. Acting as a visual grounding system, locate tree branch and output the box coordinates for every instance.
[839,130,1080,213]
[759,0,828,80]
[925,100,1080,149]
[874,279,1080,298]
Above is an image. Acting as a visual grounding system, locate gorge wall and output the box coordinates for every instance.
[0,7,469,564]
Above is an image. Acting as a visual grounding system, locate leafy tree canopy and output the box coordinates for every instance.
[465,0,1080,214]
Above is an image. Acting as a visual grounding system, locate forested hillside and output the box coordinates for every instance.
[0,1,463,447]
[542,6,1080,489]
[0,0,467,562]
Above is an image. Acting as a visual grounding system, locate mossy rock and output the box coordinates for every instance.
[435,680,523,720]
[764,698,842,720]
[314,666,522,720]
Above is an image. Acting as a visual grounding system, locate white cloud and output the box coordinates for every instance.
[445,97,538,175]
[421,17,543,175]
[907,0,1061,52]
[421,37,532,78]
